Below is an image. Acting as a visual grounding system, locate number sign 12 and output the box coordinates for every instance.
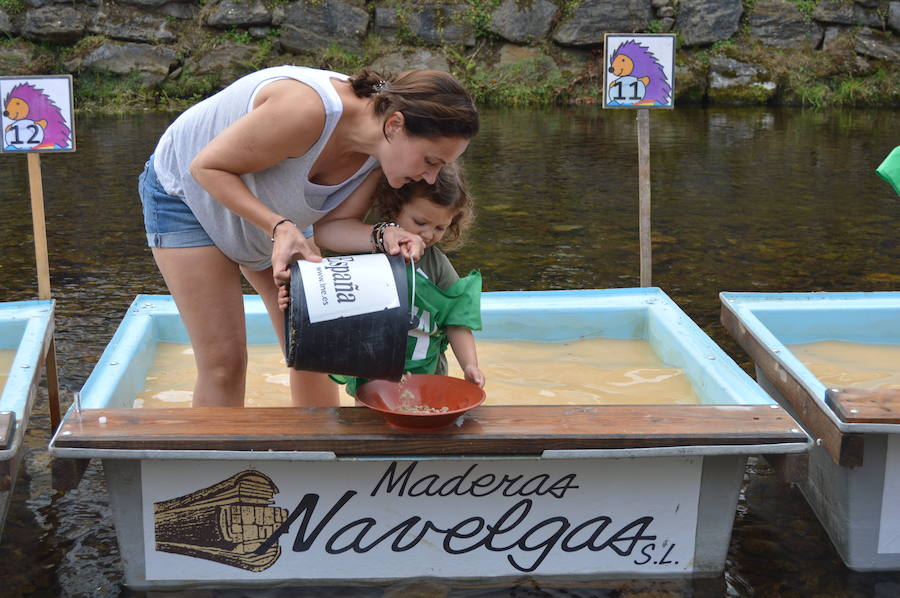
[1,75,76,153]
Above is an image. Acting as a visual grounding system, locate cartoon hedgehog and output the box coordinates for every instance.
[3,83,72,149]
[608,40,671,106]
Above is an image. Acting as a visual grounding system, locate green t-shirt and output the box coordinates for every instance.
[333,246,482,396]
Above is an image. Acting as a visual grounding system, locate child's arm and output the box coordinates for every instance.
[447,326,485,387]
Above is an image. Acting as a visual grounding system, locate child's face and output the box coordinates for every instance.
[396,195,457,248]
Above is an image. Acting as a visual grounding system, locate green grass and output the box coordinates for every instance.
[461,56,571,107]
[312,43,367,74]
[73,70,159,113]
[221,28,255,45]
[0,0,26,15]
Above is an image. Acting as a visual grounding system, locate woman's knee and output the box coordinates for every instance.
[199,347,248,385]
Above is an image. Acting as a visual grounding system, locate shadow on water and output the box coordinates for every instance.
[0,107,898,597]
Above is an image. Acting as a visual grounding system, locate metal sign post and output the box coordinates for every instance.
[602,34,675,287]
[2,74,76,432]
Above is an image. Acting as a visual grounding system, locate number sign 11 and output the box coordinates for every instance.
[1,75,76,153]
[602,34,676,110]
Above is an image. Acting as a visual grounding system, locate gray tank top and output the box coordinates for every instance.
[152,66,379,270]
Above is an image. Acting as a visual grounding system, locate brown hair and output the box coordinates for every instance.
[348,68,479,140]
[375,164,475,251]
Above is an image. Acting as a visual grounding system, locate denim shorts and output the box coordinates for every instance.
[139,156,214,248]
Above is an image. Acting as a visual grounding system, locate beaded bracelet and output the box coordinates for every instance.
[370,221,398,253]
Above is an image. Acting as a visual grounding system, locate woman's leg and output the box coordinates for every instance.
[241,266,340,407]
[153,246,248,407]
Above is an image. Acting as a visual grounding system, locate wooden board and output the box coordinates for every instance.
[826,388,900,424]
[52,405,807,455]
[721,304,864,467]
[0,411,13,450]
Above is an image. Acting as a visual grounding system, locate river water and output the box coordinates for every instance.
[0,107,899,597]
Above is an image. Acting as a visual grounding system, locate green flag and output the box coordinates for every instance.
[877,145,900,197]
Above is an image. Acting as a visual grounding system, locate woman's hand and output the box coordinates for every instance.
[463,364,485,388]
[272,222,322,310]
[382,225,426,261]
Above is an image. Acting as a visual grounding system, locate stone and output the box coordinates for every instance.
[154,2,197,20]
[674,55,709,101]
[206,0,271,29]
[812,0,883,27]
[374,4,475,46]
[72,40,178,86]
[552,0,654,46]
[370,48,451,73]
[497,43,543,67]
[489,0,558,43]
[822,25,852,51]
[24,0,59,7]
[25,0,101,6]
[707,55,777,103]
[0,41,46,74]
[0,9,14,35]
[248,25,270,39]
[854,26,900,61]
[749,0,823,48]
[96,9,178,44]
[119,0,172,8]
[279,0,368,54]
[554,47,593,72]
[675,0,743,46]
[651,0,668,8]
[180,42,260,86]
[656,6,675,18]
[271,5,284,26]
[889,2,900,34]
[22,6,86,42]
[658,16,675,31]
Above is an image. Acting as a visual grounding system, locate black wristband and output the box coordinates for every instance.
[270,218,294,242]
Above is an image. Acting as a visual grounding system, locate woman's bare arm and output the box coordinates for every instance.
[190,80,326,239]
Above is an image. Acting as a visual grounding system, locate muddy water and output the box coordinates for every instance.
[1,107,899,597]
[135,344,299,409]
[446,338,698,405]
[787,340,900,390]
[0,349,15,394]
[136,338,698,408]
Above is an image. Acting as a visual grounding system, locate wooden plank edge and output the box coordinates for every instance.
[52,407,808,454]
[826,388,900,424]
[52,436,808,454]
[721,304,862,468]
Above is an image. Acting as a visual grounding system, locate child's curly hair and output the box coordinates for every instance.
[375,164,475,251]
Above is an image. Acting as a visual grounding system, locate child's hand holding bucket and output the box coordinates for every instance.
[381,225,426,261]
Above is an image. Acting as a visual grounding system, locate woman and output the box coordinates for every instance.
[138,65,479,408]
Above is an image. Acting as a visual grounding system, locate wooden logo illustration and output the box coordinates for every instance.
[153,470,288,571]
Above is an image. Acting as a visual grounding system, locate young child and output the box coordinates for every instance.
[334,165,485,396]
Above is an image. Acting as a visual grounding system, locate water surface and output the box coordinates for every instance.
[0,107,899,597]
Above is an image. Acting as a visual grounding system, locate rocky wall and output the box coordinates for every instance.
[0,0,897,106]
